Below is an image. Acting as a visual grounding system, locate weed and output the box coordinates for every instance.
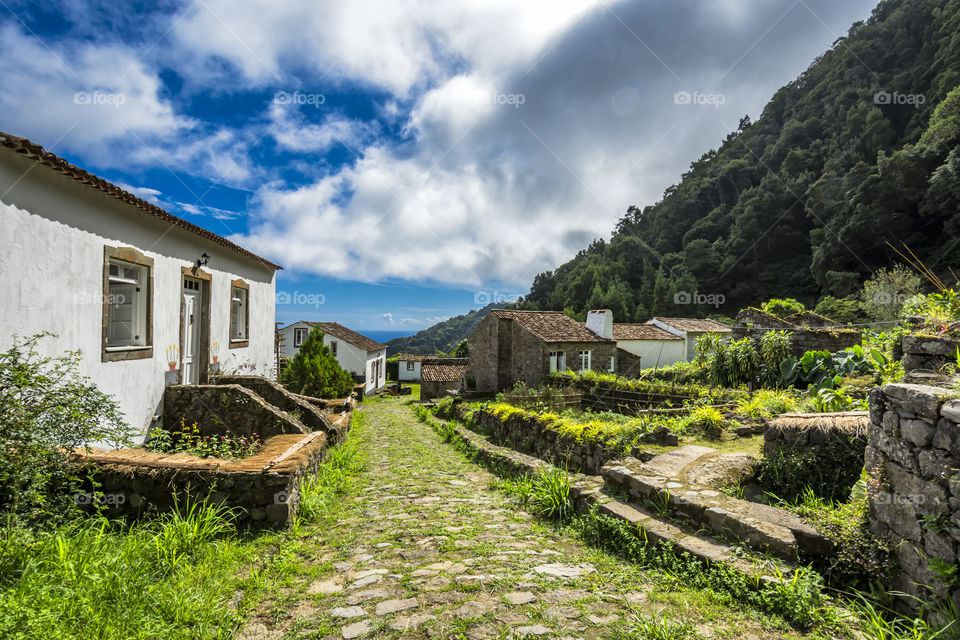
[624,612,704,639]
[528,466,573,522]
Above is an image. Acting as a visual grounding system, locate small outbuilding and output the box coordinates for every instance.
[396,353,433,381]
[420,358,469,401]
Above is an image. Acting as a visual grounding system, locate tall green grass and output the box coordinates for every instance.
[296,430,366,525]
[0,497,247,639]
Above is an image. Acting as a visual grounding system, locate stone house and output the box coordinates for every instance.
[420,358,469,401]
[0,131,280,436]
[278,321,386,394]
[396,353,433,382]
[465,310,617,392]
[647,317,733,362]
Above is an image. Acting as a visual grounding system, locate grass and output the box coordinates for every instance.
[0,420,368,640]
[624,612,704,639]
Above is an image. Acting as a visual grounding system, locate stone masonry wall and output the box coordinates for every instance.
[163,384,309,439]
[459,404,624,476]
[901,334,959,374]
[212,375,339,440]
[732,307,861,357]
[866,383,960,615]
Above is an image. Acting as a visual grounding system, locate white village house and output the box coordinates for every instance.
[0,131,280,436]
[395,353,433,382]
[279,321,386,394]
[612,323,685,369]
[646,317,733,361]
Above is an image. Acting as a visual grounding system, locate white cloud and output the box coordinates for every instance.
[268,104,380,154]
[382,313,394,325]
[0,23,187,153]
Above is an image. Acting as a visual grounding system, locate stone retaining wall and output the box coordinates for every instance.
[77,433,328,527]
[212,375,339,439]
[163,384,309,438]
[457,404,625,476]
[901,334,959,374]
[866,383,960,615]
[731,307,861,357]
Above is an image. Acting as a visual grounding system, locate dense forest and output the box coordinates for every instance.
[520,0,960,321]
[385,302,506,355]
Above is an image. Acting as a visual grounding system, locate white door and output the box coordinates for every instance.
[182,277,201,384]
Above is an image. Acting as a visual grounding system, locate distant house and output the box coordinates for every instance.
[465,310,617,391]
[0,131,280,436]
[396,353,433,382]
[279,321,386,394]
[646,317,733,361]
[420,358,469,401]
[612,322,685,369]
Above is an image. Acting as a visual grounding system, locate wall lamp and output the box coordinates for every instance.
[196,252,210,269]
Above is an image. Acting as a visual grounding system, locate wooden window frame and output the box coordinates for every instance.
[578,349,591,371]
[102,246,154,362]
[293,327,308,347]
[229,278,250,349]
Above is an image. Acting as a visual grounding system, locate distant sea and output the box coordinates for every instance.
[363,330,418,342]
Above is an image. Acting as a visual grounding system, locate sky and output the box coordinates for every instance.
[0,0,879,333]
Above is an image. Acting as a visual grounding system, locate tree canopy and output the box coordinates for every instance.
[281,328,354,399]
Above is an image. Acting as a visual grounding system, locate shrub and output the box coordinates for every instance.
[280,327,354,398]
[737,390,799,420]
[860,264,923,322]
[758,435,865,503]
[682,406,728,439]
[761,298,806,318]
[0,334,132,530]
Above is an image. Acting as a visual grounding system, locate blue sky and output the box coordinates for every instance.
[0,0,877,332]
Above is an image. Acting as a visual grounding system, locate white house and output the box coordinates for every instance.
[0,131,280,437]
[279,321,386,394]
[612,323,685,369]
[646,317,733,361]
[395,353,433,382]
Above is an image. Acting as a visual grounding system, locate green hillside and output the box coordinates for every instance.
[385,303,506,356]
[521,0,960,320]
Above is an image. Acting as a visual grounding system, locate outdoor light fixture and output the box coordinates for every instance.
[196,252,210,269]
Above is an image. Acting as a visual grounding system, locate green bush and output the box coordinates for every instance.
[0,333,132,530]
[736,390,800,420]
[758,436,865,503]
[280,327,354,398]
[761,298,806,318]
[682,406,728,439]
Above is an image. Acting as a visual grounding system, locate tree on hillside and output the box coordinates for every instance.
[281,327,354,398]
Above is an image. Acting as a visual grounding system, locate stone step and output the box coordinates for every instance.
[603,450,829,559]
[446,421,795,582]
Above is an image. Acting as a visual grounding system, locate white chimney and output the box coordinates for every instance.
[586,309,613,339]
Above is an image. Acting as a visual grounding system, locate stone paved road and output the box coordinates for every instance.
[240,397,804,640]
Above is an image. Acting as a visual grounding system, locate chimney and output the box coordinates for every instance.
[586,309,613,339]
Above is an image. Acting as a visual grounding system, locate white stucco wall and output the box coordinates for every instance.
[616,339,686,368]
[0,150,277,439]
[397,360,421,381]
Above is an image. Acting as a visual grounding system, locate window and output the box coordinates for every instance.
[607,355,616,372]
[406,361,415,371]
[294,327,308,347]
[330,341,338,357]
[102,246,153,362]
[229,279,249,347]
[549,351,566,372]
[578,350,591,371]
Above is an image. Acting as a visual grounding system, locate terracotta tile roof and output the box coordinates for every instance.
[395,353,435,362]
[491,310,614,343]
[612,324,682,341]
[307,322,386,352]
[650,317,732,333]
[421,359,469,382]
[0,131,281,270]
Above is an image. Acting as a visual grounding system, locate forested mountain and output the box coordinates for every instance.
[521,0,960,321]
[385,302,506,355]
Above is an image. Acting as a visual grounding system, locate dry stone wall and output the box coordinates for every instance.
[163,384,309,439]
[866,383,960,614]
[901,334,959,375]
[212,375,339,440]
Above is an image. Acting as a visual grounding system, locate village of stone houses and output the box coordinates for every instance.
[3,1,960,639]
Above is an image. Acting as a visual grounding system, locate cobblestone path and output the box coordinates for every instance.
[240,397,803,640]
